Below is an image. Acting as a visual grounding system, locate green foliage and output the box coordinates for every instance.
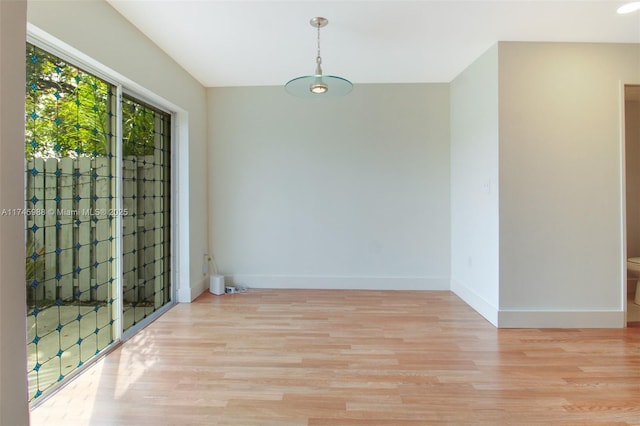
[25,235,45,308]
[26,44,112,159]
[25,235,44,283]
[25,43,157,159]
[122,97,157,156]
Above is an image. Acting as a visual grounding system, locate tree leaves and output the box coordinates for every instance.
[26,44,111,159]
[26,43,158,159]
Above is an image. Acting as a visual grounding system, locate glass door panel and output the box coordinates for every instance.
[25,44,118,400]
[121,95,171,333]
[25,43,173,403]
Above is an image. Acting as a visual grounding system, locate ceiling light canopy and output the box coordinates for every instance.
[285,17,353,98]
[617,2,640,13]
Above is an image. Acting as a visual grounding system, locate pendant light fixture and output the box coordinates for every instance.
[285,17,353,98]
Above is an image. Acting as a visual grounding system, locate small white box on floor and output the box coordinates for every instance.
[209,275,225,295]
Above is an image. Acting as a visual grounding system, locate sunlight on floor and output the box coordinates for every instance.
[114,334,158,399]
[27,306,157,401]
[30,333,159,425]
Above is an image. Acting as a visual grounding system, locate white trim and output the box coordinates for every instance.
[228,275,449,291]
[451,279,625,328]
[620,81,640,325]
[620,80,628,321]
[178,276,209,302]
[171,112,180,305]
[113,85,124,342]
[175,113,191,302]
[497,309,625,328]
[451,279,498,326]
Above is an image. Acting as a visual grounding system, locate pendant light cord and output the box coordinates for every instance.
[315,22,323,75]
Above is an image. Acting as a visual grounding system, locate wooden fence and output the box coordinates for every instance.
[26,155,164,306]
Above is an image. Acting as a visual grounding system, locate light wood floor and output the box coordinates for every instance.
[31,290,640,425]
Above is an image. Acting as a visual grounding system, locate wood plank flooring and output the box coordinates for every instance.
[30,290,640,425]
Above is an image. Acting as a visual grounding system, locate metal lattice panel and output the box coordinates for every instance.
[25,43,173,402]
[120,96,171,332]
[25,44,118,401]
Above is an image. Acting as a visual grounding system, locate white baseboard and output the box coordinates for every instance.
[451,279,498,326]
[450,279,626,328]
[228,275,449,291]
[181,275,625,328]
[497,309,625,328]
[176,277,209,303]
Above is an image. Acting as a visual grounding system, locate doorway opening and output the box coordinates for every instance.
[624,84,640,326]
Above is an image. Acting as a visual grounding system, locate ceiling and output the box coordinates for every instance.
[106,1,640,88]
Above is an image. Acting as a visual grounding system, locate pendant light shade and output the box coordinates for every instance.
[285,17,353,98]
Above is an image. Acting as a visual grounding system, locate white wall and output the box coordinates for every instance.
[450,44,500,325]
[498,42,640,327]
[208,84,450,290]
[0,1,30,424]
[28,0,210,301]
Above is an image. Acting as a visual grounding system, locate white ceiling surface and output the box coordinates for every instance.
[106,1,640,88]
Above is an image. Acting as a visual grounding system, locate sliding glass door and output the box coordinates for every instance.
[121,95,172,334]
[25,43,172,401]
